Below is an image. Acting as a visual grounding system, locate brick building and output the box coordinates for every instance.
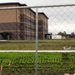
[0,2,48,40]
[38,13,48,39]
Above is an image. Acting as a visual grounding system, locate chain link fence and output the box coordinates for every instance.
[0,7,36,50]
[0,52,75,75]
[0,3,75,75]
[0,4,74,50]
[37,5,75,50]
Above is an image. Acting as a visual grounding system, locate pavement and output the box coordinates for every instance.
[0,50,75,52]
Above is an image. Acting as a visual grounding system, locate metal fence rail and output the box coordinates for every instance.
[0,4,75,75]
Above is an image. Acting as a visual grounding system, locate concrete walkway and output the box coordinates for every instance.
[0,50,75,52]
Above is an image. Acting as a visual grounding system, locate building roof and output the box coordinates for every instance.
[0,2,35,14]
[38,12,48,19]
[0,2,48,17]
[0,2,27,6]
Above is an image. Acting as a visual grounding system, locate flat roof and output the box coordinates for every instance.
[0,2,48,17]
[0,2,35,14]
[38,12,48,19]
[0,2,27,6]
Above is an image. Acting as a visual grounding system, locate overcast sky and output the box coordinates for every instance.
[0,0,75,34]
[0,0,75,6]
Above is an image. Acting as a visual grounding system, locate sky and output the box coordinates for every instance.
[0,0,75,34]
[0,0,75,6]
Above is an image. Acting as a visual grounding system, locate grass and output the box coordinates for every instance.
[0,52,75,75]
[0,52,62,66]
[0,39,75,50]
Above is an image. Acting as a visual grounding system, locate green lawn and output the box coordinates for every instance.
[0,52,75,75]
[0,39,75,50]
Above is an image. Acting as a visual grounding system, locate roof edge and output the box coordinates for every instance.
[0,2,27,6]
[38,12,48,19]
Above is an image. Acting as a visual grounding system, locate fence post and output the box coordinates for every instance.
[0,65,3,75]
[35,8,38,75]
[8,60,12,66]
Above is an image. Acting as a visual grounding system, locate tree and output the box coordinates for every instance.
[63,31,66,35]
[58,32,63,35]
[71,32,75,38]
[58,31,66,36]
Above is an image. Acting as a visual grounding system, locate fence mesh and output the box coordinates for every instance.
[37,6,75,50]
[0,8,36,50]
[0,52,75,75]
[0,5,74,50]
[0,8,36,40]
[0,4,75,75]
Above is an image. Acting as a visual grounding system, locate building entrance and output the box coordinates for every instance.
[0,32,12,40]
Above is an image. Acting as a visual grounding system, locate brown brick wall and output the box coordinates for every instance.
[0,9,18,23]
[0,22,17,30]
[0,22,35,40]
[38,13,48,39]
[0,4,18,7]
[0,3,48,40]
[19,8,35,40]
[0,22,19,40]
[38,20,48,39]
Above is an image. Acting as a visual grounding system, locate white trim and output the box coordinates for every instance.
[0,50,75,52]
[0,4,75,10]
